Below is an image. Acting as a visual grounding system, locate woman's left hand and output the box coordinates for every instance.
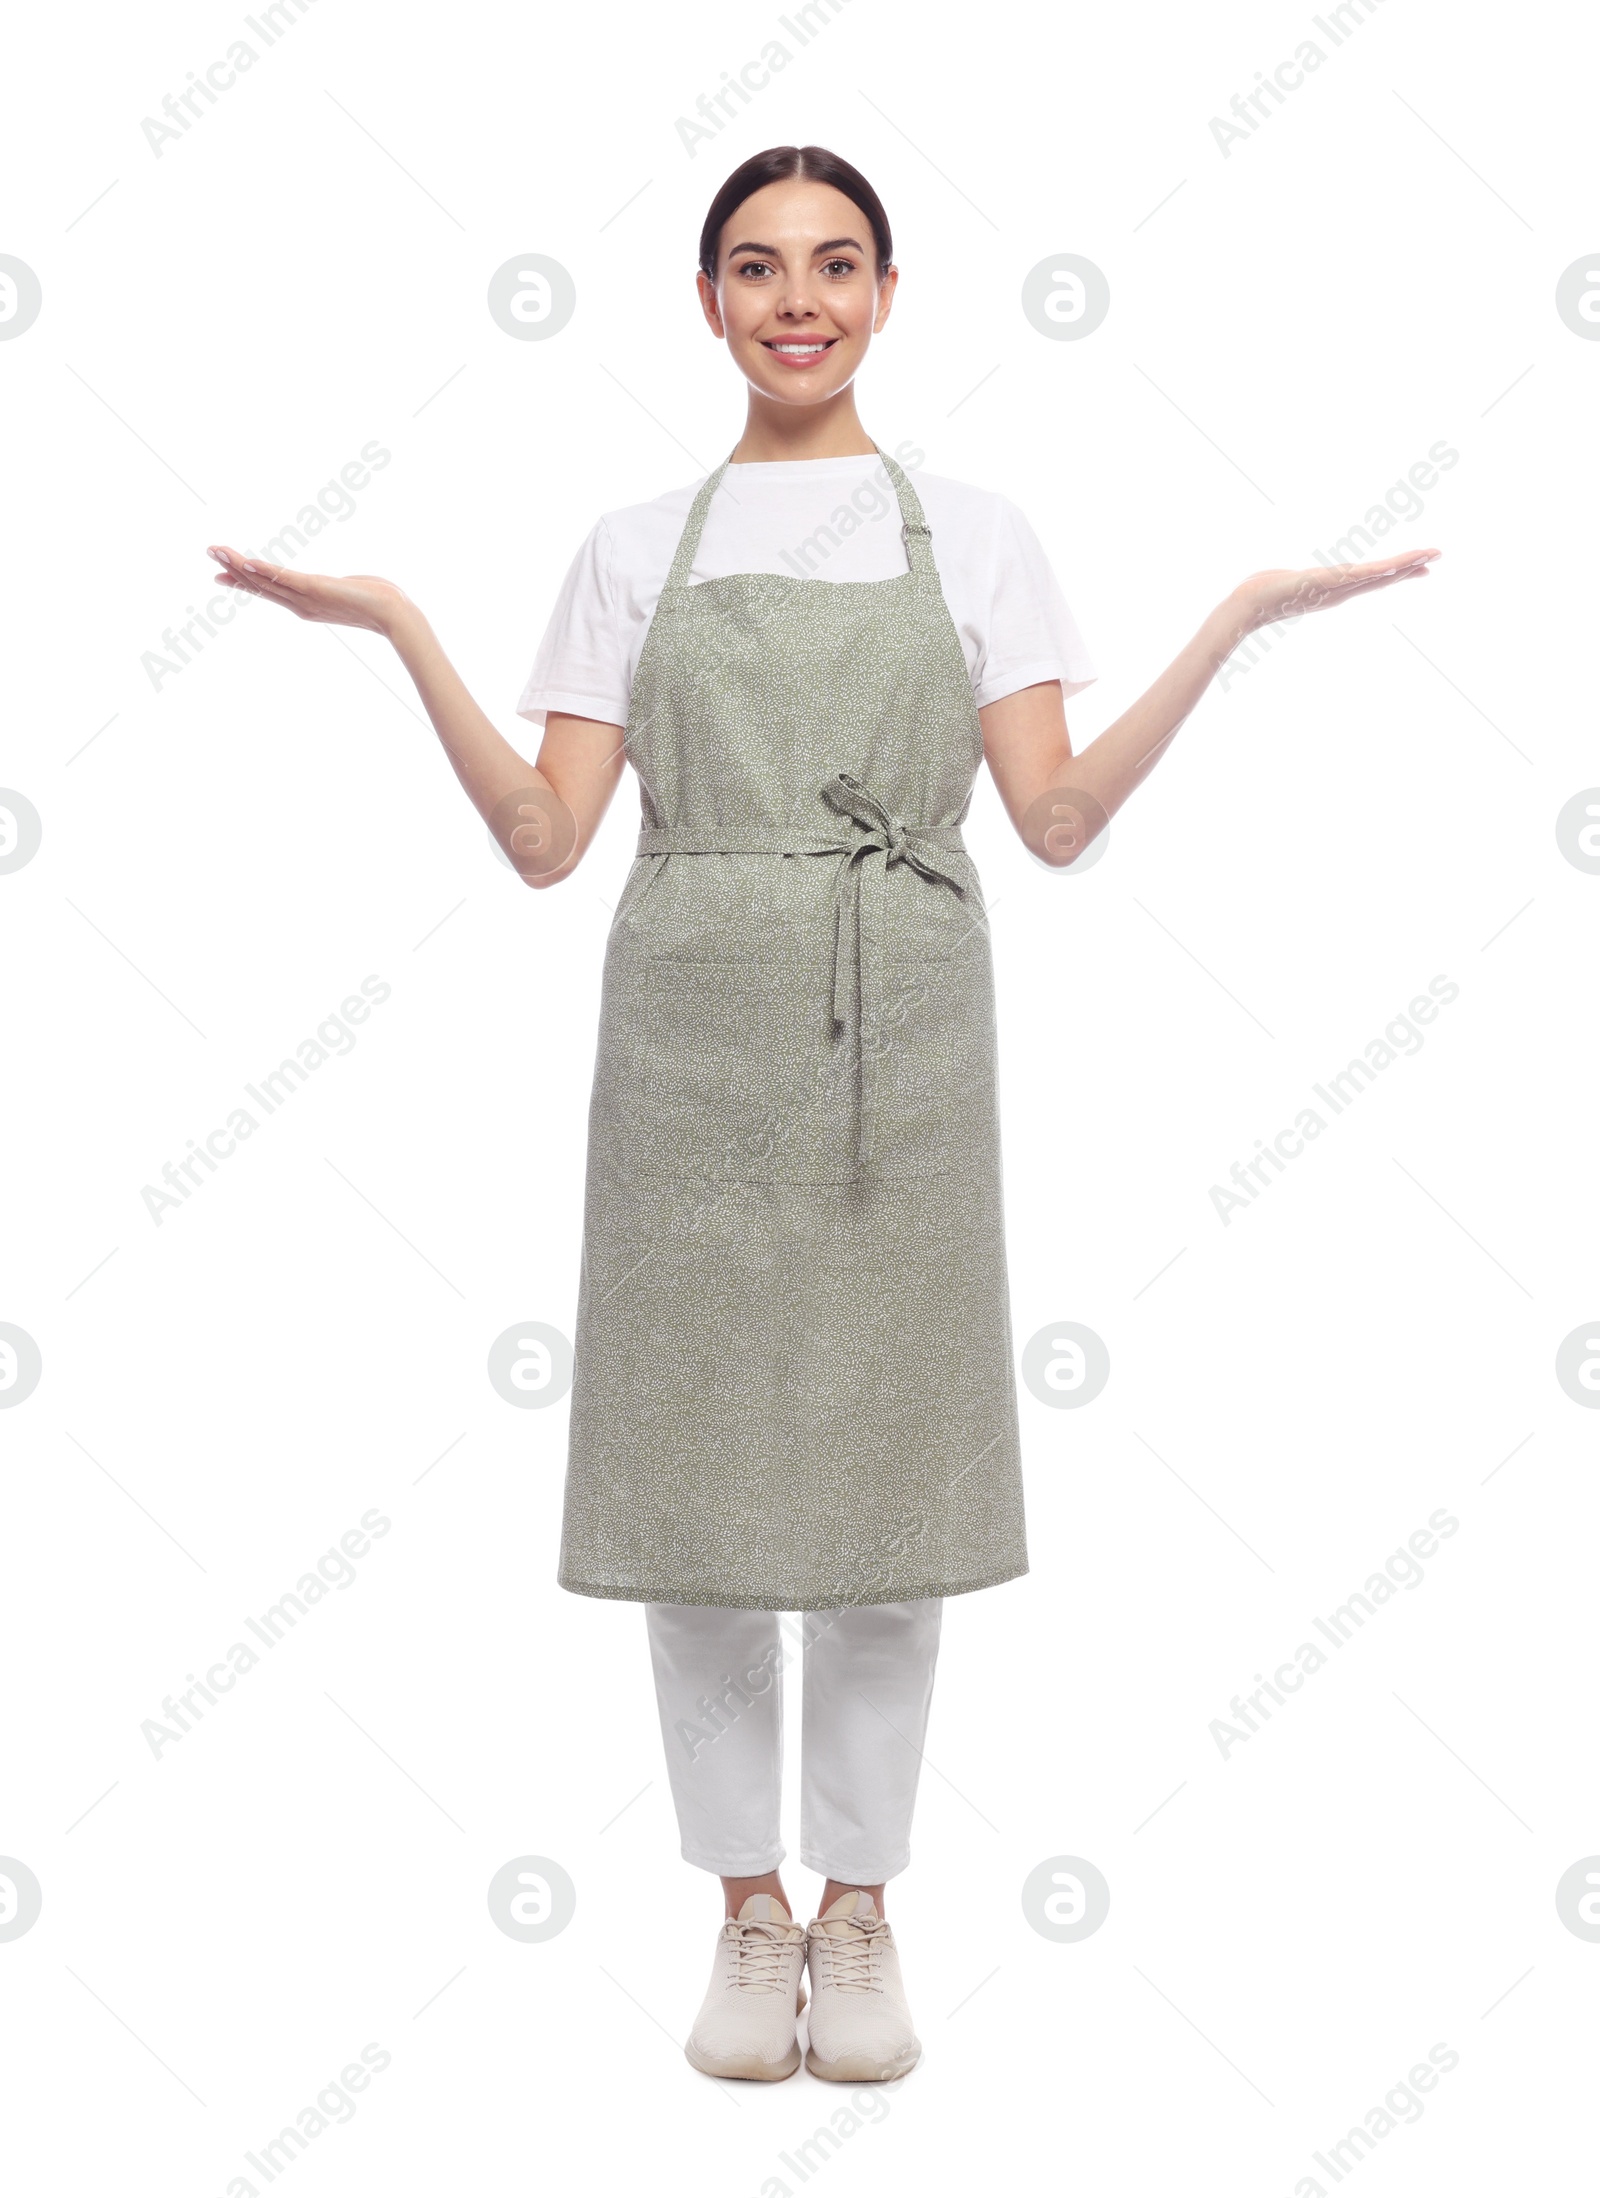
[1228,546,1441,639]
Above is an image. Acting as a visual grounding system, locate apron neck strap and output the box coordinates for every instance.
[663,451,735,591]
[662,441,937,592]
[871,443,936,574]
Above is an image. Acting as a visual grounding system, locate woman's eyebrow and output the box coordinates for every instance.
[724,237,868,258]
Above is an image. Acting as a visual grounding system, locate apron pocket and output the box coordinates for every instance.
[589,951,992,1187]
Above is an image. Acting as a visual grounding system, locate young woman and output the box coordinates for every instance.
[206,144,1437,2087]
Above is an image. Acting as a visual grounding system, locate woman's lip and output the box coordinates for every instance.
[760,338,840,368]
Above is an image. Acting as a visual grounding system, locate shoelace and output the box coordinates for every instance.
[814,1916,888,1994]
[726,1917,800,1993]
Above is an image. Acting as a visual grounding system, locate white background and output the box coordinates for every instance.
[3,0,1597,2191]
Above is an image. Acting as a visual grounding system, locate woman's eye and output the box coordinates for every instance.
[733,257,858,279]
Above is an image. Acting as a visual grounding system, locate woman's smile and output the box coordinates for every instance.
[760,335,842,368]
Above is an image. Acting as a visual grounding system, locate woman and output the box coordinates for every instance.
[206,144,1437,2087]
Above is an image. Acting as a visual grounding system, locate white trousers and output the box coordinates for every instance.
[644,1599,943,1883]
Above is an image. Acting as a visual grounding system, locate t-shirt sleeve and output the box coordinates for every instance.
[972,497,1098,711]
[514,516,631,729]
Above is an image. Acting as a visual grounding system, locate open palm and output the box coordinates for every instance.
[206,545,406,636]
[1235,546,1441,633]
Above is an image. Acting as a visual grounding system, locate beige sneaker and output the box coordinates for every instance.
[803,1890,921,2081]
[684,1893,807,2081]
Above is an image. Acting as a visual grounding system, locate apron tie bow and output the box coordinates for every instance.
[817,772,971,1173]
[631,780,973,1178]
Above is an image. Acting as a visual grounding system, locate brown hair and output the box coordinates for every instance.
[697,145,893,283]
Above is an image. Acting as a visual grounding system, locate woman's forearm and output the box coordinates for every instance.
[995,545,1436,864]
[1052,591,1249,822]
[387,603,552,831]
[983,592,1259,864]
[387,601,604,887]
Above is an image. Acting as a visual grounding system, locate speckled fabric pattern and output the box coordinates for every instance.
[558,444,1028,1609]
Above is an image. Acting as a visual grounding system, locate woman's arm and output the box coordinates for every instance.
[205,547,625,888]
[981,548,1440,865]
[389,607,625,888]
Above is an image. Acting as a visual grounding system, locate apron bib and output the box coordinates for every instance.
[558,444,1028,1609]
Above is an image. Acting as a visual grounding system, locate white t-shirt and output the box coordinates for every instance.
[515,451,1098,730]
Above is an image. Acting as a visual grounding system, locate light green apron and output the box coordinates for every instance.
[559,444,1028,1609]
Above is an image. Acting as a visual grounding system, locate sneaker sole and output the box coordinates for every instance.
[685,2037,802,2081]
[684,1984,807,2083]
[804,2041,921,2083]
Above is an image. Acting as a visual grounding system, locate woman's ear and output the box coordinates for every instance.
[697,270,726,339]
[872,263,899,335]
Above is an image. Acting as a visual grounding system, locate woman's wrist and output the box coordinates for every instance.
[1205,590,1259,670]
[383,594,433,657]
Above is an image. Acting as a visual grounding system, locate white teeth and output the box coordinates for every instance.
[770,342,830,355]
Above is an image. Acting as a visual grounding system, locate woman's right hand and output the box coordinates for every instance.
[206,545,411,637]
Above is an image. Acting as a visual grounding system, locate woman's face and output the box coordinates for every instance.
[698,177,896,407]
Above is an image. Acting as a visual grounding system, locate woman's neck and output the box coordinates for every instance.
[728,390,876,464]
